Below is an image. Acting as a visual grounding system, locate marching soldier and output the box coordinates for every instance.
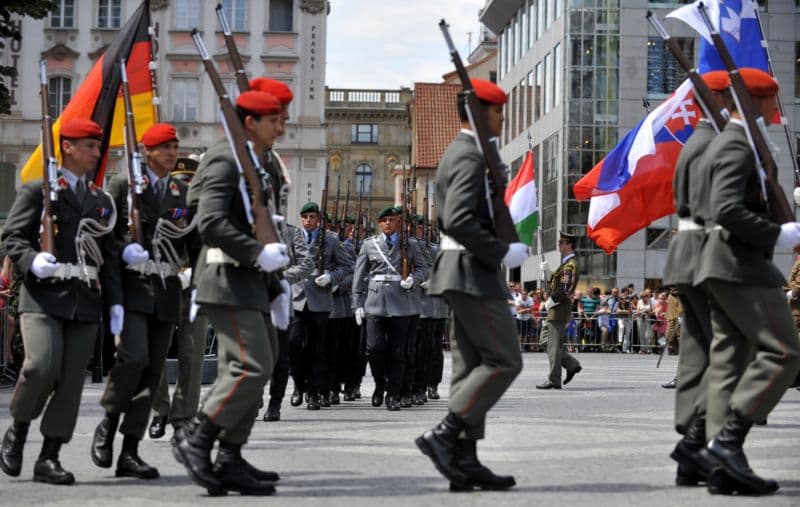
[352,206,427,411]
[537,231,582,390]
[174,90,291,496]
[693,68,800,494]
[328,218,357,403]
[414,217,436,405]
[425,236,448,401]
[288,202,353,410]
[415,79,526,491]
[0,119,123,485]
[401,215,430,408]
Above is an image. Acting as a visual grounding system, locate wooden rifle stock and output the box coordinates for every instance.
[38,60,58,255]
[339,180,350,241]
[439,19,519,243]
[120,59,145,243]
[697,3,794,224]
[331,174,341,234]
[215,4,250,92]
[423,176,430,249]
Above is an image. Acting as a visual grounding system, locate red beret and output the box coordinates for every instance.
[700,71,730,92]
[236,90,282,116]
[738,68,778,97]
[60,118,103,140]
[249,78,293,105]
[141,123,178,148]
[471,78,507,106]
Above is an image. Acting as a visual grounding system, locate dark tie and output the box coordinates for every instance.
[155,179,164,198]
[385,235,394,250]
[75,179,86,202]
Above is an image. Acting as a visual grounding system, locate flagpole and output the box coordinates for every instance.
[528,132,546,288]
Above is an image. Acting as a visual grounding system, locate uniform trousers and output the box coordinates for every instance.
[202,305,276,445]
[541,318,581,387]
[11,313,98,442]
[429,318,446,388]
[365,315,411,397]
[288,308,328,396]
[401,315,420,397]
[328,317,355,391]
[414,318,434,394]
[267,327,290,407]
[101,310,174,439]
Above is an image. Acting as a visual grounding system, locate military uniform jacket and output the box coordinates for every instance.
[108,171,195,322]
[693,120,784,288]
[189,139,282,313]
[282,223,314,285]
[330,240,356,318]
[788,256,800,329]
[409,237,431,315]
[292,228,353,313]
[420,242,439,318]
[1,175,122,321]
[427,131,508,300]
[663,120,717,286]
[547,254,578,322]
[351,233,427,317]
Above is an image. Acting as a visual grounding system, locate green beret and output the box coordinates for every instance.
[300,202,320,215]
[379,205,399,219]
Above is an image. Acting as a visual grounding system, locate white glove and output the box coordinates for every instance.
[270,280,292,331]
[539,260,550,274]
[503,242,529,268]
[400,276,414,290]
[776,222,800,249]
[122,243,149,266]
[420,280,430,289]
[545,298,556,311]
[256,242,290,272]
[189,289,199,323]
[178,268,192,290]
[110,304,124,335]
[315,273,331,287]
[31,252,58,278]
[272,214,286,225]
[354,307,365,326]
[794,187,800,206]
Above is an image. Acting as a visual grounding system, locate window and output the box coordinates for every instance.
[351,124,378,143]
[554,43,562,107]
[512,14,518,66]
[536,0,545,39]
[172,79,199,121]
[224,80,241,102]
[544,52,552,115]
[97,0,121,29]
[50,0,74,28]
[511,86,517,139]
[546,0,554,29]
[48,76,71,118]
[521,5,528,57]
[534,62,543,120]
[222,0,247,31]
[519,78,526,135]
[555,0,562,20]
[498,29,505,77]
[528,0,535,48]
[269,0,294,32]
[526,71,534,127]
[175,0,200,30]
[355,164,372,194]
[647,37,693,95]
[540,133,559,247]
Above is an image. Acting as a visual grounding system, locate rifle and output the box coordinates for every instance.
[339,180,350,241]
[215,4,249,92]
[318,162,329,273]
[411,167,418,239]
[354,178,364,252]
[423,175,430,249]
[400,164,409,279]
[697,3,794,224]
[646,12,727,132]
[439,19,519,243]
[39,60,58,255]
[331,174,341,233]
[120,58,145,244]
[191,30,280,245]
[366,191,373,235]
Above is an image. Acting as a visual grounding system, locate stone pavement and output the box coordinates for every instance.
[0,353,798,506]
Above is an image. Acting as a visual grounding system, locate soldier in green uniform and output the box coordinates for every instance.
[91,123,197,479]
[416,79,526,492]
[693,68,800,495]
[536,231,582,390]
[0,119,123,485]
[174,90,291,496]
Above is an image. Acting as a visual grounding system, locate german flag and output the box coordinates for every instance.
[20,0,155,185]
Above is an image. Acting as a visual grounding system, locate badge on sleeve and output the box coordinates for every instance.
[169,181,181,197]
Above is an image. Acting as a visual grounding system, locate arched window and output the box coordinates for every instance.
[355,163,372,194]
[48,76,72,118]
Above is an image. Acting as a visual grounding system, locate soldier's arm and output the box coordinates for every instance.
[441,150,508,266]
[410,241,430,281]
[550,265,575,304]
[282,227,314,284]
[329,235,354,289]
[98,192,123,307]
[1,184,44,275]
[351,243,368,309]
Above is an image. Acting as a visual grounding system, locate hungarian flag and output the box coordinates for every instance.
[20,0,155,185]
[504,150,539,246]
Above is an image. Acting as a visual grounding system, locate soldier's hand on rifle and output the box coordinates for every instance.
[123,243,150,266]
[110,304,124,335]
[776,222,800,249]
[354,307,365,326]
[270,280,291,330]
[31,252,59,278]
[400,276,415,290]
[272,214,286,225]
[420,280,430,290]
[315,273,331,287]
[257,242,290,272]
[503,242,529,269]
[540,260,550,276]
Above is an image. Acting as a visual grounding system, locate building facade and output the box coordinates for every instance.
[480,0,798,291]
[0,0,329,223]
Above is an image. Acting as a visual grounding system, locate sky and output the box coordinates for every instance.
[326,0,488,90]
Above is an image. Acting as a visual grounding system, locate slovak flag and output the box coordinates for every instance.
[573,79,700,253]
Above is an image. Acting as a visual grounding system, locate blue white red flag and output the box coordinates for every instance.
[573,79,700,253]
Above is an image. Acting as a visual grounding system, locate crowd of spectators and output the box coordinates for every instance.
[508,282,683,354]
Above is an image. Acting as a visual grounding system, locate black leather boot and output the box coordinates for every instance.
[263,401,281,422]
[212,443,276,496]
[427,386,440,400]
[449,439,515,492]
[0,420,28,477]
[175,415,223,493]
[171,414,200,462]
[371,385,385,407]
[706,411,779,495]
[33,437,74,485]
[414,412,470,485]
[91,413,119,468]
[148,416,168,439]
[329,390,340,405]
[306,394,321,410]
[116,435,159,479]
[670,416,713,486]
[290,389,303,407]
[218,441,279,482]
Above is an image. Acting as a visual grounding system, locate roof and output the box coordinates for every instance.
[412,82,462,169]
